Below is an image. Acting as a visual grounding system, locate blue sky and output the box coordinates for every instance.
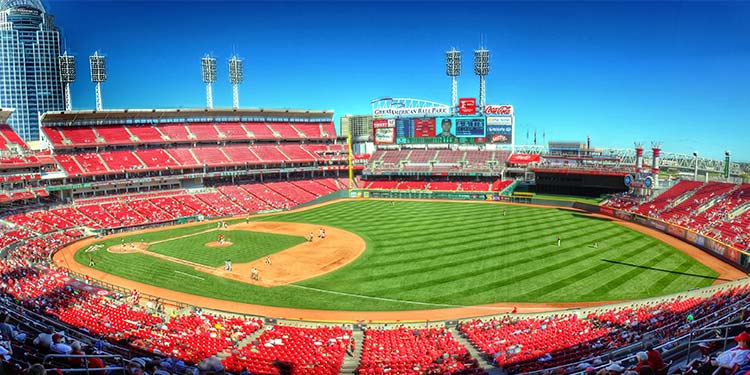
[49,1,750,161]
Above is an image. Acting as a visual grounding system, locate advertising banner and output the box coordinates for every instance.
[634,215,648,225]
[508,154,541,164]
[374,127,395,144]
[707,239,728,257]
[648,219,667,232]
[372,119,394,128]
[599,207,615,217]
[487,124,512,144]
[458,98,477,115]
[667,224,687,238]
[487,116,513,126]
[614,210,633,221]
[484,105,514,116]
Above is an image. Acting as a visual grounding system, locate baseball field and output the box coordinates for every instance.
[63,199,723,313]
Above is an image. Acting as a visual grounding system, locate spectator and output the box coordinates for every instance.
[25,363,45,375]
[50,333,72,354]
[33,326,55,350]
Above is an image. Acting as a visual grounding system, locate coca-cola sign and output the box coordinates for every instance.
[484,105,514,116]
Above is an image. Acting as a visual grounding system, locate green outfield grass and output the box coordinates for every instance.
[75,200,719,311]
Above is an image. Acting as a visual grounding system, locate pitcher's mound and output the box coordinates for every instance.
[206,241,233,248]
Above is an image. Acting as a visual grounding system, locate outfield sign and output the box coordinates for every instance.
[373,106,451,117]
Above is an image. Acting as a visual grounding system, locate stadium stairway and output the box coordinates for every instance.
[448,326,502,374]
[338,330,363,374]
[217,325,269,359]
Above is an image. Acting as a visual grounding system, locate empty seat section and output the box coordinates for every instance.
[186,122,219,140]
[215,122,250,140]
[128,199,174,223]
[398,180,428,190]
[291,179,336,196]
[136,149,179,169]
[158,123,191,142]
[77,204,122,228]
[149,197,199,218]
[268,122,300,139]
[244,122,277,139]
[166,148,200,167]
[314,178,340,191]
[428,181,458,190]
[26,211,73,230]
[358,327,481,375]
[101,151,144,171]
[240,183,294,209]
[252,144,288,163]
[320,122,336,138]
[41,127,66,147]
[49,207,100,228]
[460,182,490,191]
[278,144,317,162]
[367,180,399,189]
[0,124,27,149]
[192,146,230,166]
[100,202,147,227]
[221,326,350,375]
[76,153,109,174]
[195,192,246,215]
[221,145,261,164]
[96,125,132,144]
[171,194,220,216]
[216,185,272,212]
[61,127,98,145]
[127,125,164,143]
[54,154,84,175]
[492,179,513,191]
[264,181,317,204]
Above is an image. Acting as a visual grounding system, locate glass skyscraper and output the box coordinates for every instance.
[0,0,64,142]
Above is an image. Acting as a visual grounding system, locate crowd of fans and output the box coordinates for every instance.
[602,181,750,251]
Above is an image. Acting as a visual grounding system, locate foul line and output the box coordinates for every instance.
[288,284,508,311]
[174,270,205,281]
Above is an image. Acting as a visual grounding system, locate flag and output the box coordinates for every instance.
[534,130,537,145]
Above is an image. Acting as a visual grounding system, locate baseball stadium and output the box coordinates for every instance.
[2,2,750,375]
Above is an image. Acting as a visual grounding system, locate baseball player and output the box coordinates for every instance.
[557,235,561,247]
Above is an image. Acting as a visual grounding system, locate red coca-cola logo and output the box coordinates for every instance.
[484,105,513,115]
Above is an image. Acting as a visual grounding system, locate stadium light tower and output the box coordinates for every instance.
[89,51,107,111]
[201,55,217,109]
[473,47,490,108]
[59,52,76,111]
[228,55,243,109]
[445,48,461,113]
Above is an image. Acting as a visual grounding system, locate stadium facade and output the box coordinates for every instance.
[0,0,64,142]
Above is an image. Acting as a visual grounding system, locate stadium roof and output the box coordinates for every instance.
[0,0,45,12]
[40,108,335,124]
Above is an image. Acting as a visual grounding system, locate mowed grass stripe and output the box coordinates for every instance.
[77,200,719,311]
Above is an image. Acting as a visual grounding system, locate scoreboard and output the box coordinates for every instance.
[454,117,486,137]
[413,118,436,137]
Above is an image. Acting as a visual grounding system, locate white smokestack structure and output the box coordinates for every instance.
[651,142,662,187]
[634,142,644,172]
